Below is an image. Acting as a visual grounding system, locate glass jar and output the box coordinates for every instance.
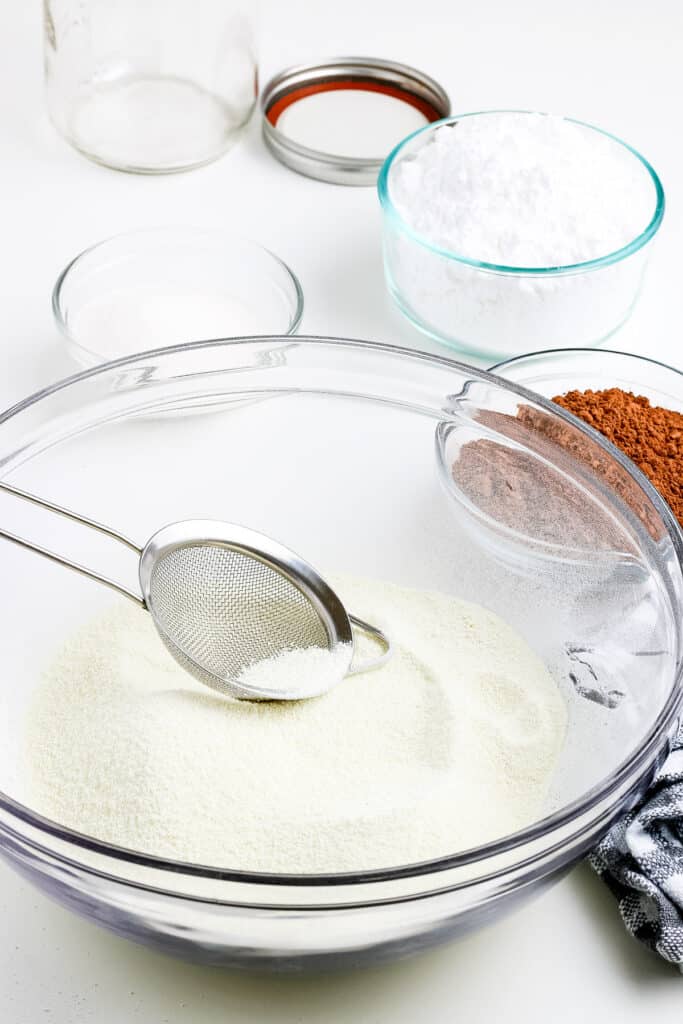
[43,0,258,173]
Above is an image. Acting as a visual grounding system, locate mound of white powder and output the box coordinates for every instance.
[26,575,566,872]
[383,113,660,355]
[234,642,353,700]
[389,112,655,267]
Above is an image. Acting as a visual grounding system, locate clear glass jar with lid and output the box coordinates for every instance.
[43,0,257,173]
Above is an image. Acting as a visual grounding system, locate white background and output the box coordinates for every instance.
[1,0,682,1020]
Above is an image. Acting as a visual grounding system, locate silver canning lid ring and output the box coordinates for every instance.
[260,56,451,186]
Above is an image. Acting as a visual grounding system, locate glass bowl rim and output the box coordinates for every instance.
[490,345,683,378]
[377,110,665,275]
[0,335,681,889]
[51,226,305,365]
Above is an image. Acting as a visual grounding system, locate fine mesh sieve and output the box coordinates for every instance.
[149,546,329,683]
[0,484,392,701]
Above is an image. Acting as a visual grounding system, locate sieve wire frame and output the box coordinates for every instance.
[138,519,355,699]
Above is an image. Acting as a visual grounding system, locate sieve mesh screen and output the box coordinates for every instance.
[148,543,330,686]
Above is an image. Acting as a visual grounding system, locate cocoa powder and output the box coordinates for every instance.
[552,389,683,528]
[450,387,676,550]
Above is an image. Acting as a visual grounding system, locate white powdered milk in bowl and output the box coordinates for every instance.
[25,575,566,873]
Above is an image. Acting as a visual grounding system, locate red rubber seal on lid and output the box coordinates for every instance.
[266,78,445,127]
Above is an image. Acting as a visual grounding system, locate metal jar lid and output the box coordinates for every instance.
[260,57,451,186]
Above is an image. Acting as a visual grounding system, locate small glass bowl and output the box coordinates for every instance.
[378,111,665,360]
[490,346,683,556]
[53,227,303,367]
[437,347,683,580]
[483,347,683,588]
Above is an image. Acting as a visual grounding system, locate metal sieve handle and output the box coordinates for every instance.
[0,480,144,606]
[347,614,393,674]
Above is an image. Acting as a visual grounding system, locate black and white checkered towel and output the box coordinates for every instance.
[590,721,683,967]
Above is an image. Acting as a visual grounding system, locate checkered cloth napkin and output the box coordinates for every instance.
[589,721,683,967]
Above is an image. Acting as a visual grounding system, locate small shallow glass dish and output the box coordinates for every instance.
[53,227,303,368]
[378,111,665,360]
[0,338,681,970]
[437,347,683,571]
[487,346,683,566]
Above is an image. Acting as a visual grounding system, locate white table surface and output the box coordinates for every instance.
[1,0,682,1019]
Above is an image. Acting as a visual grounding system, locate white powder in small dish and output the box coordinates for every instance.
[25,575,566,873]
[69,290,261,360]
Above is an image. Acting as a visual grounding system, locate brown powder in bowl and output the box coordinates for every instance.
[551,388,683,529]
[450,407,646,551]
[450,391,669,551]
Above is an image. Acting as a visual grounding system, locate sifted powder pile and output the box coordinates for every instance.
[390,112,654,267]
[235,642,353,700]
[25,575,566,873]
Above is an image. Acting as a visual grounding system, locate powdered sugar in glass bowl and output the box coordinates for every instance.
[378,111,664,359]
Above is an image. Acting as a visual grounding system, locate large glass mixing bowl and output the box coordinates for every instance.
[0,337,681,970]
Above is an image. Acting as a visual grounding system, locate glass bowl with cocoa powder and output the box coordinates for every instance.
[438,345,683,739]
[439,347,683,570]
[439,345,683,599]
[489,348,683,533]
